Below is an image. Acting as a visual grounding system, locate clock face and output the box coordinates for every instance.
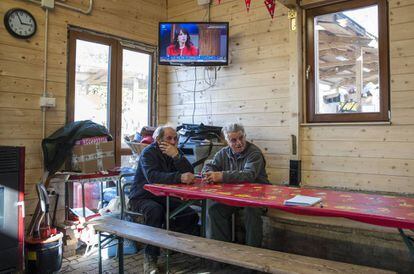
[4,8,37,39]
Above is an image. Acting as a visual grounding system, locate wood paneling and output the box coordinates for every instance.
[301,0,414,194]
[167,0,414,202]
[0,0,166,227]
[2,0,414,233]
[165,0,291,187]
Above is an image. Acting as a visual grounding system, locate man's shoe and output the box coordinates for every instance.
[144,254,159,274]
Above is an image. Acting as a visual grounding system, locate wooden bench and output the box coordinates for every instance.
[91,217,395,274]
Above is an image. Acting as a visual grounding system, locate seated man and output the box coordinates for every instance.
[129,126,199,274]
[203,123,269,248]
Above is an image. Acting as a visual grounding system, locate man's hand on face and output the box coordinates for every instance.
[202,171,223,184]
[181,172,195,184]
[159,141,179,158]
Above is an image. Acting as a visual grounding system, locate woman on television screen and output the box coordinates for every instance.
[166,28,198,56]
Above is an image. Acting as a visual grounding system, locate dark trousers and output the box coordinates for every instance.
[208,202,264,247]
[129,196,199,257]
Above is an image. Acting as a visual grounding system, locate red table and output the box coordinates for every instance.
[144,183,414,257]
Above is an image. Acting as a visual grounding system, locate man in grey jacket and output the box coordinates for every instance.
[203,123,269,247]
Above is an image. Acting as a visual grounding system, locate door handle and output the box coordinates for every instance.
[306,65,311,80]
[17,201,25,218]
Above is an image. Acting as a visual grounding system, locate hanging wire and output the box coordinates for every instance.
[174,68,216,93]
[192,67,197,124]
[204,67,218,87]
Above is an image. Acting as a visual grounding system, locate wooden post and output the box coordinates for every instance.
[355,47,363,112]
[288,5,303,162]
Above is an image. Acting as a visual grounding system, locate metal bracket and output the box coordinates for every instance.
[169,200,198,219]
[17,201,25,218]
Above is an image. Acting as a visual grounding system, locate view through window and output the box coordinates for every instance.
[306,0,389,123]
[121,49,150,149]
[315,6,379,114]
[68,30,156,165]
[74,40,110,127]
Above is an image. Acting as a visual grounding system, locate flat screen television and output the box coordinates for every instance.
[158,22,229,66]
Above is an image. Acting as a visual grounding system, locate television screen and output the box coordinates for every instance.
[158,22,229,66]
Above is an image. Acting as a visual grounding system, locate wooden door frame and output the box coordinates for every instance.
[67,28,157,165]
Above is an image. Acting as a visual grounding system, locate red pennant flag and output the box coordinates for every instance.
[217,0,221,4]
[245,0,251,12]
[264,0,276,18]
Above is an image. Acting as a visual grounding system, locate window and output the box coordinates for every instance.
[68,29,157,165]
[305,0,389,123]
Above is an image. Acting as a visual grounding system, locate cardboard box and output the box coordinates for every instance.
[71,141,115,173]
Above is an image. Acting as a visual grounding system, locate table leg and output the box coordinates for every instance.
[98,231,102,274]
[201,199,207,238]
[65,181,69,220]
[169,200,197,219]
[81,183,86,218]
[119,179,125,220]
[231,212,236,242]
[100,181,104,209]
[398,228,414,259]
[118,236,124,273]
[166,195,170,273]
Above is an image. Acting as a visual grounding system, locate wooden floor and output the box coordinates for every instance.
[60,250,258,274]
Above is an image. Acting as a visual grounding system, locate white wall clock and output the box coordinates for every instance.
[4,8,37,39]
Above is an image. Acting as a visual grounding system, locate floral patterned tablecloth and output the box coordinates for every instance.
[144,183,414,229]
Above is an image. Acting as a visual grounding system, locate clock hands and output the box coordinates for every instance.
[16,13,31,26]
[16,13,23,24]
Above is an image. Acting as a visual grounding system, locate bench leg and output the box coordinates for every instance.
[98,231,102,274]
[118,236,124,273]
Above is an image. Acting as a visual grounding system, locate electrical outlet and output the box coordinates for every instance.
[41,0,55,9]
[39,96,56,108]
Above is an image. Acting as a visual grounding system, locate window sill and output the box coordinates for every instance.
[300,121,392,127]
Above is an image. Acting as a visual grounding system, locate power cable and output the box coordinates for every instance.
[192,67,197,124]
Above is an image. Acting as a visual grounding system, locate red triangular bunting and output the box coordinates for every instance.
[245,0,251,12]
[264,0,276,18]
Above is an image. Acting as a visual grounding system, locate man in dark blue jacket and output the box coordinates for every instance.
[129,126,199,274]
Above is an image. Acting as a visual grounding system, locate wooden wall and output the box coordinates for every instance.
[162,0,291,184]
[301,0,414,195]
[165,0,414,196]
[0,0,166,226]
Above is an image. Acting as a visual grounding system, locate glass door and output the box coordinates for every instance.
[73,40,111,128]
[68,29,156,165]
[120,48,152,166]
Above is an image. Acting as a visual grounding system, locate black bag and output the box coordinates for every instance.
[42,120,112,175]
[176,123,222,144]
